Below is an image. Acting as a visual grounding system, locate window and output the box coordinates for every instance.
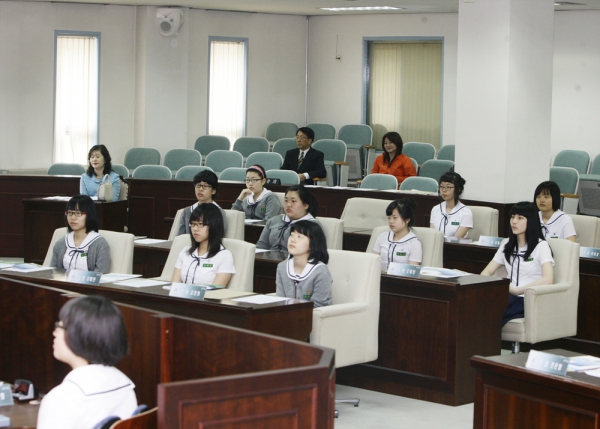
[364,40,442,149]
[53,32,100,164]
[208,38,248,146]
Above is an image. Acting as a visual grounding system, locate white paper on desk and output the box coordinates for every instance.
[254,248,271,253]
[43,196,72,201]
[100,273,142,284]
[115,278,170,288]
[205,289,255,300]
[354,187,376,191]
[3,264,53,273]
[244,219,264,223]
[568,355,600,372]
[134,238,169,245]
[585,368,600,378]
[420,267,470,278]
[232,295,289,304]
[0,263,15,269]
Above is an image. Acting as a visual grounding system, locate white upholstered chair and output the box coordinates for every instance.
[155,235,255,291]
[340,197,391,230]
[468,206,499,241]
[571,214,600,248]
[500,238,580,353]
[43,227,135,273]
[168,208,244,241]
[168,208,185,241]
[366,226,444,267]
[274,192,285,214]
[315,217,344,250]
[310,250,381,411]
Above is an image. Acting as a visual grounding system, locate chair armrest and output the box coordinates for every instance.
[313,302,368,318]
[364,145,376,149]
[335,161,350,166]
[524,282,571,297]
[561,193,579,199]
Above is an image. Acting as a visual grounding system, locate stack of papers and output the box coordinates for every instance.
[2,264,53,273]
[134,238,168,245]
[420,267,470,278]
[114,278,170,288]
[100,273,142,284]
[232,295,289,304]
[568,355,600,372]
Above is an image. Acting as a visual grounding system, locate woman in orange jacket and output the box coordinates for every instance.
[371,131,417,186]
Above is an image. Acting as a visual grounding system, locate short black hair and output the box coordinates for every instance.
[246,164,267,179]
[381,132,404,165]
[386,197,416,228]
[534,181,561,212]
[439,171,466,204]
[86,145,113,177]
[193,170,219,191]
[503,201,545,262]
[65,195,99,233]
[297,127,315,142]
[285,185,318,217]
[189,203,224,258]
[290,220,329,264]
[59,295,128,366]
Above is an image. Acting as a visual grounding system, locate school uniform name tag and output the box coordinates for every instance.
[0,384,14,406]
[387,263,421,278]
[478,236,504,248]
[580,247,600,260]
[66,270,101,285]
[525,350,569,376]
[169,282,206,301]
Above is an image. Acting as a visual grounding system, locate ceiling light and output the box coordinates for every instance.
[320,6,403,11]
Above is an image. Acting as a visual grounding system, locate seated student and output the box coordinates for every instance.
[80,145,121,199]
[534,180,577,242]
[373,198,422,269]
[50,195,110,273]
[172,203,235,287]
[37,295,137,429]
[371,132,417,185]
[281,127,327,185]
[276,220,332,308]
[177,170,227,236]
[232,164,282,220]
[256,185,320,251]
[430,171,473,238]
[481,202,555,326]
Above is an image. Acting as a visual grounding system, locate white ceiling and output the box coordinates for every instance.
[5,0,600,15]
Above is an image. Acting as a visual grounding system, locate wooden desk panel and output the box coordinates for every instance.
[337,273,509,406]
[472,350,600,429]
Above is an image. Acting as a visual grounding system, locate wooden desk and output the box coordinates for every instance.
[22,198,128,264]
[132,240,172,278]
[0,402,39,428]
[0,270,313,341]
[472,349,600,429]
[337,272,509,406]
[0,274,334,428]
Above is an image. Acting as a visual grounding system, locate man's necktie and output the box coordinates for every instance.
[298,151,304,168]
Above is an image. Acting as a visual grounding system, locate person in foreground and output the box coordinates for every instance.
[256,185,320,251]
[481,202,555,326]
[281,127,327,185]
[177,170,227,236]
[232,164,281,220]
[80,145,121,199]
[370,131,416,185]
[50,195,111,273]
[172,203,235,287]
[373,198,422,269]
[37,295,137,429]
[430,171,473,238]
[276,220,332,307]
[534,180,577,242]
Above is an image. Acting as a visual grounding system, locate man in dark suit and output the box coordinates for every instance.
[281,126,327,185]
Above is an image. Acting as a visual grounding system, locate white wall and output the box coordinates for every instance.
[552,11,600,165]
[306,13,458,146]
[0,1,136,170]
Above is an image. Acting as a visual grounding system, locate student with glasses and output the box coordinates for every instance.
[232,164,282,220]
[176,170,227,236]
[429,171,473,239]
[50,195,111,273]
[172,203,235,287]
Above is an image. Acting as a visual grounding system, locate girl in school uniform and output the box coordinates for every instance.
[256,185,321,251]
[430,171,473,238]
[370,132,417,186]
[534,180,577,242]
[481,202,555,326]
[50,195,111,273]
[38,295,137,429]
[80,145,121,199]
[172,203,235,287]
[276,220,332,308]
[232,164,282,221]
[373,198,422,270]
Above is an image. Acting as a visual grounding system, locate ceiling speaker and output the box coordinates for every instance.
[156,8,184,37]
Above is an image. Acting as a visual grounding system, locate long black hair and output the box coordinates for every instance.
[381,132,403,166]
[86,145,113,177]
[289,220,329,264]
[386,197,416,229]
[188,203,224,258]
[503,201,545,263]
[285,185,318,217]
